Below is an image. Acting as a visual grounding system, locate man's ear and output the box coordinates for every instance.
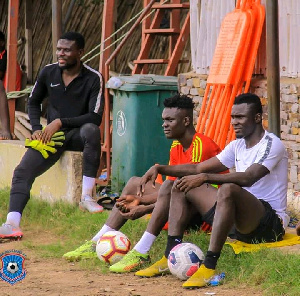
[184,116,191,126]
[255,113,262,123]
[78,49,84,58]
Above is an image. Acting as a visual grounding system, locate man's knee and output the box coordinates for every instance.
[126,176,141,187]
[170,181,182,194]
[158,180,173,196]
[218,183,241,202]
[80,123,100,142]
[169,182,186,202]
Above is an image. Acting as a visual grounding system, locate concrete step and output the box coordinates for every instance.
[0,140,83,204]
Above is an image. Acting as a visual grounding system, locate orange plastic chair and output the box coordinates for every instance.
[196,0,265,149]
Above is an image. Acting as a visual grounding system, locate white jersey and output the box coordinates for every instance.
[217,131,289,228]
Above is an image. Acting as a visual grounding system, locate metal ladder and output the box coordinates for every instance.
[132,0,190,76]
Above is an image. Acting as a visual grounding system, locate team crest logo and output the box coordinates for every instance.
[116,110,127,136]
[0,250,27,285]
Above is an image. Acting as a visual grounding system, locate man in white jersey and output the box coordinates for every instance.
[137,93,289,288]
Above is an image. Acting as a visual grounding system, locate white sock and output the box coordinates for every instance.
[6,212,22,227]
[81,176,96,201]
[134,231,157,254]
[92,224,115,242]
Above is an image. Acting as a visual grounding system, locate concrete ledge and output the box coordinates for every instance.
[0,140,82,204]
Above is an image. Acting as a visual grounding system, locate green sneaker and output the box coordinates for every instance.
[109,249,150,273]
[63,240,97,261]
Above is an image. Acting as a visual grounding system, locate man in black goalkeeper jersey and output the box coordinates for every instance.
[0,32,104,240]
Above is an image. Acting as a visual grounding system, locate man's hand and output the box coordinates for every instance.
[116,195,148,220]
[175,174,207,193]
[116,195,141,212]
[119,205,153,220]
[40,119,62,143]
[31,129,43,141]
[137,165,159,197]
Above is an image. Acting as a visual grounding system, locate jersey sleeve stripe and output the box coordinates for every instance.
[193,136,203,162]
[258,135,272,164]
[83,64,104,113]
[192,141,197,162]
[29,81,38,98]
[170,140,180,150]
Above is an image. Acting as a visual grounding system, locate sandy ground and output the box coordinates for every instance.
[0,227,298,296]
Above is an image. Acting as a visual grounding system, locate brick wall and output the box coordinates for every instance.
[178,72,300,191]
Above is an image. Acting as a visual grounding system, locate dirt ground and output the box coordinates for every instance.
[0,228,298,296]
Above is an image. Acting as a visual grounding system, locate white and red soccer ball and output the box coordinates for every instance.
[96,231,131,264]
[168,243,204,280]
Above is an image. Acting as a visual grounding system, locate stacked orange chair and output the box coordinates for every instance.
[196,0,265,149]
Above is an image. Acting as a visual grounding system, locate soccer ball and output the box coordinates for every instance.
[96,231,131,264]
[168,243,204,280]
[7,262,19,274]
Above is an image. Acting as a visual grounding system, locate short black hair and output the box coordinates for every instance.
[163,94,195,109]
[59,31,85,49]
[0,31,5,41]
[234,93,262,114]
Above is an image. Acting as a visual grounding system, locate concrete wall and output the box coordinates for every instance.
[0,141,83,204]
[178,72,300,191]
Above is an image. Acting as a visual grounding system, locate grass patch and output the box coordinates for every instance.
[0,189,299,295]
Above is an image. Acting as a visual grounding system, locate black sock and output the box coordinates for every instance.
[164,235,183,258]
[203,251,220,269]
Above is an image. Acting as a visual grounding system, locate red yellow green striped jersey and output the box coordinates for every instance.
[167,132,221,181]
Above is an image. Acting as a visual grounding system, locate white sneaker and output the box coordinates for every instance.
[0,223,23,239]
[79,198,104,213]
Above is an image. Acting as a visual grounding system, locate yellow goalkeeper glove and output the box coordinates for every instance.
[50,131,65,147]
[25,139,57,159]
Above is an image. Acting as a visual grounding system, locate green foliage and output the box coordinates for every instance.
[0,189,299,295]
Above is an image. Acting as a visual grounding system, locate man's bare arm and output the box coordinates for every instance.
[175,163,269,193]
[138,157,227,196]
[119,204,155,220]
[116,192,158,210]
[157,157,227,176]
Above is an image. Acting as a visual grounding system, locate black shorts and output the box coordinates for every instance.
[235,199,285,244]
[187,203,216,232]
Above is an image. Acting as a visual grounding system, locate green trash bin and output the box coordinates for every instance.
[108,74,178,192]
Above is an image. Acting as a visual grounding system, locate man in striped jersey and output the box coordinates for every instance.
[107,94,222,272]
[63,94,221,264]
[0,32,104,240]
[137,93,288,288]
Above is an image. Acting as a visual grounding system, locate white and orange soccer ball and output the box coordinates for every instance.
[168,243,204,280]
[96,231,131,264]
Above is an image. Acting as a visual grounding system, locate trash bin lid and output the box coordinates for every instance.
[107,74,178,91]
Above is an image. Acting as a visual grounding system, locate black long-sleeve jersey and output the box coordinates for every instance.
[28,62,104,132]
